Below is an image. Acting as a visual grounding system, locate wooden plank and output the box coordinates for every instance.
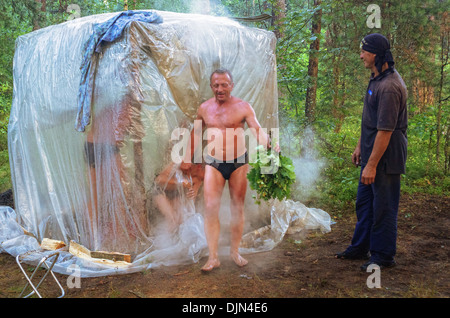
[19,225,36,238]
[41,238,66,250]
[90,257,131,268]
[91,251,131,263]
[68,240,132,266]
[69,240,91,259]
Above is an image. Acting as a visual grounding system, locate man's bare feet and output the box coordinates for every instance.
[201,258,221,272]
[230,252,248,267]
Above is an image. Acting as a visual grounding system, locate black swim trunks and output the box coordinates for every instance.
[205,152,248,180]
[84,141,119,169]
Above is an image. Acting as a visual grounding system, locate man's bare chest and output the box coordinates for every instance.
[202,107,245,129]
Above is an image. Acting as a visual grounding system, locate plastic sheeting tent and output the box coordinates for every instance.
[1,10,332,277]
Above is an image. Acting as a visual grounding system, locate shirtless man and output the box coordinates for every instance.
[181,69,278,271]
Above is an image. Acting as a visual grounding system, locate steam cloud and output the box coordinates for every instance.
[282,126,326,202]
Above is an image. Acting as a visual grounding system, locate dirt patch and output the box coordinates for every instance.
[0,192,448,299]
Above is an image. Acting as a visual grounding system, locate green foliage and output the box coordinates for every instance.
[307,106,450,212]
[0,1,34,84]
[0,82,12,139]
[275,0,449,213]
[0,149,11,193]
[277,3,319,116]
[309,117,362,210]
[400,107,450,196]
[0,82,12,192]
[247,146,296,204]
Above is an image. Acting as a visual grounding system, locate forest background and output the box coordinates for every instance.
[0,0,448,213]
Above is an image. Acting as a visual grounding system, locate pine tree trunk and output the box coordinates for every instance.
[32,0,46,30]
[305,0,322,124]
[436,12,449,163]
[272,0,286,39]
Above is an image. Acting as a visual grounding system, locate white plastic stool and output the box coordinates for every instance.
[16,251,65,298]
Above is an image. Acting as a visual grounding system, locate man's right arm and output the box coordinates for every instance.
[361,130,392,185]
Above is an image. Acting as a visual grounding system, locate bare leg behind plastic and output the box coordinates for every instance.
[154,194,180,233]
[87,165,98,245]
[228,164,249,267]
[202,165,225,271]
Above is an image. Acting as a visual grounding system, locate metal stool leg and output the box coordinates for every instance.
[16,251,65,298]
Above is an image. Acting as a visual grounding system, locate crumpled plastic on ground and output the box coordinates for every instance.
[240,199,333,254]
[0,198,332,277]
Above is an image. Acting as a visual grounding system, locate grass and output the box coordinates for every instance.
[404,280,440,298]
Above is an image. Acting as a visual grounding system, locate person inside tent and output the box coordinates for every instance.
[153,162,205,233]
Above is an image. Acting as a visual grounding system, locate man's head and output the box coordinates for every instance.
[210,69,234,104]
[360,33,394,73]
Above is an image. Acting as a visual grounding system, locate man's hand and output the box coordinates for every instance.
[361,164,376,185]
[273,142,281,153]
[268,141,281,153]
[186,186,198,199]
[352,140,361,167]
[182,178,200,199]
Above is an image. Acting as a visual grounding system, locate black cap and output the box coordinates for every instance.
[361,33,394,73]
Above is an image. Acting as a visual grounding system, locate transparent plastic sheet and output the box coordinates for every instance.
[4,10,332,277]
[240,199,333,253]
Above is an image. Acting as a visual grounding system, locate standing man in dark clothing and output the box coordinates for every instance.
[336,33,408,271]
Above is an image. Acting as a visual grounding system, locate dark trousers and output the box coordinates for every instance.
[346,165,400,264]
